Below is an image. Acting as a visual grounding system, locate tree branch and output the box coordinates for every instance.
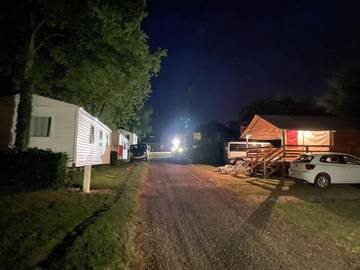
[36,33,66,52]
[32,19,47,40]
[98,102,106,117]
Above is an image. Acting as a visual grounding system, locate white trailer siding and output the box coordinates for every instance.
[132,134,138,145]
[0,94,112,167]
[29,96,77,164]
[110,132,129,160]
[111,132,120,152]
[75,108,111,166]
[119,134,129,160]
[117,128,138,145]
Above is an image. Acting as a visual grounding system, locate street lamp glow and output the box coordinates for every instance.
[172,137,180,150]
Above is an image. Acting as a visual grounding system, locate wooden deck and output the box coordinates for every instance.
[244,144,331,177]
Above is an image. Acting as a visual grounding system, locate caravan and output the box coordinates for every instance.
[0,94,111,166]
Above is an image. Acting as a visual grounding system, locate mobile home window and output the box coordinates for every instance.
[30,117,52,137]
[99,130,103,147]
[89,125,95,143]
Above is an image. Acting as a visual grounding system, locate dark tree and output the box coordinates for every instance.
[318,65,360,117]
[126,106,153,139]
[0,0,166,150]
[238,96,326,125]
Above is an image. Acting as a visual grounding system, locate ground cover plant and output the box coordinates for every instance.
[0,163,146,269]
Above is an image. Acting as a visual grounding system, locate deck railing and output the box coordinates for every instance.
[244,144,332,177]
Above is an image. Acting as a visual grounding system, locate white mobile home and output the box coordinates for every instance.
[117,128,138,146]
[0,94,111,167]
[111,132,129,160]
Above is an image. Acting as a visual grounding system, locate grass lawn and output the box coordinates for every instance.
[194,165,360,258]
[275,200,360,256]
[0,163,146,270]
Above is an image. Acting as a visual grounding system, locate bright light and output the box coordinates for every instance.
[178,147,183,152]
[299,130,311,137]
[172,137,180,148]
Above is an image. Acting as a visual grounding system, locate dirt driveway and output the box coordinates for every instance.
[134,163,358,270]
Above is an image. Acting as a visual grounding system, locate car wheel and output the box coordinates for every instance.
[314,173,331,188]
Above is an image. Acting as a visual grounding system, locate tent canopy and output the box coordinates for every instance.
[241,115,281,140]
[241,114,360,141]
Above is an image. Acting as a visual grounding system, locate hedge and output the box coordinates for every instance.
[0,148,68,189]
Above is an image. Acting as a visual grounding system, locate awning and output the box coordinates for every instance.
[240,115,282,140]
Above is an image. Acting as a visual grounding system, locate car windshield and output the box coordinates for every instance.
[130,144,147,152]
[229,144,246,151]
[297,155,314,163]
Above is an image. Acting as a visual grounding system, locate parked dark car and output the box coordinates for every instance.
[130,143,150,162]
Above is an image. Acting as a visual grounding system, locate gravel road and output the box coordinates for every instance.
[134,163,358,270]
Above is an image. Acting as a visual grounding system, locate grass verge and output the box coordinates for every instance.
[194,165,360,257]
[0,163,146,270]
[275,200,360,256]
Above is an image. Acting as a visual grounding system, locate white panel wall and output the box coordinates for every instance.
[117,128,138,145]
[75,108,111,166]
[111,132,120,152]
[29,96,77,164]
[119,134,129,160]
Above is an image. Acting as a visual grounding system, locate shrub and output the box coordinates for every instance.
[0,148,68,189]
[189,139,225,165]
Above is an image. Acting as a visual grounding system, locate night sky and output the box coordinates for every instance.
[143,0,360,141]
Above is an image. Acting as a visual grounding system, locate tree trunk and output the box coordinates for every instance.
[14,84,33,151]
[14,29,37,151]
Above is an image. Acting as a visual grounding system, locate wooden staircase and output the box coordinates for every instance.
[244,146,285,177]
[243,144,331,177]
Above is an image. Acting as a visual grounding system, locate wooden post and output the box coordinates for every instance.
[83,165,91,193]
[263,159,266,179]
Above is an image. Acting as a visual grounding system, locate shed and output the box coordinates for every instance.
[0,94,112,166]
[241,114,360,155]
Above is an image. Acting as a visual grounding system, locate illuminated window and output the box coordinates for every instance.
[30,117,52,137]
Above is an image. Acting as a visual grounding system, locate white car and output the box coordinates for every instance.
[289,153,360,188]
[226,141,272,164]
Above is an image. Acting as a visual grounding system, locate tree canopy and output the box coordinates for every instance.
[126,105,153,139]
[0,0,165,149]
[317,65,360,117]
[238,96,326,125]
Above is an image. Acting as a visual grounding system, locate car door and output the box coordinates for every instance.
[341,155,360,183]
[319,155,346,183]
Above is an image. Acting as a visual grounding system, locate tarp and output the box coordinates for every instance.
[241,114,360,155]
[240,115,282,140]
[286,130,298,145]
[285,130,330,151]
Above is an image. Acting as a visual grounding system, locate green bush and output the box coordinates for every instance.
[189,139,225,165]
[0,148,68,189]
